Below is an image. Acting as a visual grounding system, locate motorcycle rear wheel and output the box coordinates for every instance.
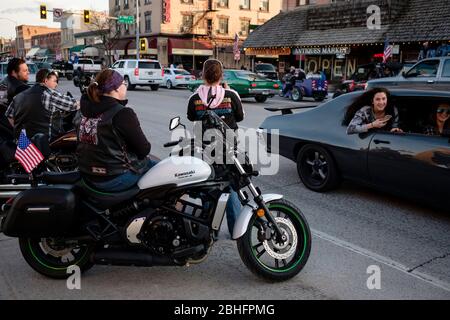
[237,199,311,281]
[19,238,95,279]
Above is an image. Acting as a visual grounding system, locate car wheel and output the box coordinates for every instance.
[291,87,303,102]
[166,80,172,89]
[296,144,340,192]
[124,76,135,90]
[150,84,159,91]
[255,95,268,103]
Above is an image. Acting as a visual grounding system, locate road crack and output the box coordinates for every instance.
[407,252,450,273]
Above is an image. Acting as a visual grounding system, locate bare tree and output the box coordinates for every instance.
[87,11,121,66]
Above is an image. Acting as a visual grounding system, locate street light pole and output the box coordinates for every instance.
[0,17,18,56]
[136,0,139,60]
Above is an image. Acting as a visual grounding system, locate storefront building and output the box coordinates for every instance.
[244,0,450,82]
[109,0,282,71]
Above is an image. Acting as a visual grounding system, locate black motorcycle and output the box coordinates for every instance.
[0,106,311,282]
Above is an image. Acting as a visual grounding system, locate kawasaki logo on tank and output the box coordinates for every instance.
[175,170,195,178]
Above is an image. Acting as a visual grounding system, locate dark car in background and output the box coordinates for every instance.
[254,63,279,80]
[260,89,450,211]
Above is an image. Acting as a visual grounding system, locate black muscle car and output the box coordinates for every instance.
[260,89,450,210]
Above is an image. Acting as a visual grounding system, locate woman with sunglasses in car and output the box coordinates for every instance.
[423,103,450,136]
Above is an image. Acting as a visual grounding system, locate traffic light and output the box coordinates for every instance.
[83,10,90,24]
[140,38,147,52]
[40,5,47,20]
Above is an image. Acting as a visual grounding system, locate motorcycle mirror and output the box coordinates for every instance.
[169,117,180,131]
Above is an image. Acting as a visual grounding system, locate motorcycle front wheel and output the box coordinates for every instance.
[237,199,311,281]
[19,238,95,279]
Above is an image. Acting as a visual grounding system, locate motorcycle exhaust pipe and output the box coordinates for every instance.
[0,184,33,198]
[0,191,21,199]
[92,248,177,267]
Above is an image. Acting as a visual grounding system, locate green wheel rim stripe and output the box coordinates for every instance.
[28,239,89,271]
[252,204,308,273]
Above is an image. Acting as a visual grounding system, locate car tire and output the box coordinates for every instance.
[296,144,340,192]
[166,80,173,89]
[255,95,268,103]
[150,84,159,91]
[124,76,135,90]
[291,87,303,102]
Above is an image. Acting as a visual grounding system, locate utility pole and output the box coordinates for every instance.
[136,0,139,60]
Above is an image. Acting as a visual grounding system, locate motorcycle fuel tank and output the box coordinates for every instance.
[137,156,212,190]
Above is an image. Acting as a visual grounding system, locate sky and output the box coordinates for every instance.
[0,0,109,38]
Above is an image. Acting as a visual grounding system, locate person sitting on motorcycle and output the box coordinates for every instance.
[281,66,297,97]
[5,68,79,141]
[187,58,244,237]
[2,58,30,106]
[75,69,156,192]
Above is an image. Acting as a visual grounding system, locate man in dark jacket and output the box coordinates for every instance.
[0,58,29,163]
[3,58,30,105]
[6,68,78,141]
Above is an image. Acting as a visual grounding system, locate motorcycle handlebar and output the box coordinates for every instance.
[163,137,183,148]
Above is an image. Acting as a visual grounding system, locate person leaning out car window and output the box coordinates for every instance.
[344,87,403,135]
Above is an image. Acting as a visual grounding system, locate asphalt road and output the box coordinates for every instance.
[0,79,449,300]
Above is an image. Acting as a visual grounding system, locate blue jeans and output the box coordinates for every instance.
[90,159,158,192]
[226,190,241,237]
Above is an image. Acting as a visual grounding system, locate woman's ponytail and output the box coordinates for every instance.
[87,81,101,103]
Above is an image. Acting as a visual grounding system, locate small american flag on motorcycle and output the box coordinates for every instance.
[15,129,44,173]
[383,38,393,63]
[233,33,240,61]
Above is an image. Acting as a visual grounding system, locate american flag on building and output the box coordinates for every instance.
[15,130,44,173]
[233,33,240,61]
[383,38,393,63]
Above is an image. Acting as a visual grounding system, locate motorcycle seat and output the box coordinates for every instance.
[79,179,140,210]
[39,171,81,185]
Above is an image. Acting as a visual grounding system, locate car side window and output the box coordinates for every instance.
[164,69,171,75]
[406,60,440,78]
[118,61,125,68]
[112,62,119,69]
[126,61,136,69]
[442,60,450,78]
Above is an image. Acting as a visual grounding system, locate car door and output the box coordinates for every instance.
[400,59,440,90]
[437,59,450,91]
[163,69,171,84]
[113,61,125,77]
[125,60,137,80]
[367,131,450,206]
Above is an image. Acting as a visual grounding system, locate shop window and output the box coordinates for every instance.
[217,0,229,8]
[124,0,129,9]
[240,0,250,10]
[239,21,249,36]
[218,18,228,34]
[259,0,269,12]
[180,0,193,4]
[145,12,152,32]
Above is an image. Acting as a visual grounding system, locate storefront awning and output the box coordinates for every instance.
[26,47,40,58]
[69,45,85,54]
[169,38,213,56]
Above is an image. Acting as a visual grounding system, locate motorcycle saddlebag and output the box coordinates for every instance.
[2,185,77,237]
